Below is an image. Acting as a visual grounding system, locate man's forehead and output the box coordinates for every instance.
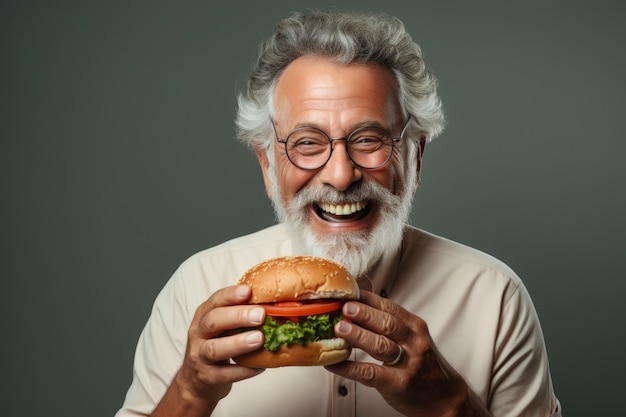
[273,56,401,129]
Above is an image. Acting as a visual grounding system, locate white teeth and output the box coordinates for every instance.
[320,201,366,215]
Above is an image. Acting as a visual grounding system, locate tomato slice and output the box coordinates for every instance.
[261,300,343,317]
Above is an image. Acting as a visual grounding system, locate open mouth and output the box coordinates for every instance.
[316,201,369,222]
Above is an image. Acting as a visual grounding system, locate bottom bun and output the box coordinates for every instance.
[233,338,351,368]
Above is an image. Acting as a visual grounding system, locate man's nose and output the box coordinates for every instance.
[317,141,362,191]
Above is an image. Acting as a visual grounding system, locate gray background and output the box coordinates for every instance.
[2,1,624,416]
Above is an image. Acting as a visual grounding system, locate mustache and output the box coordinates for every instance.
[289,181,401,209]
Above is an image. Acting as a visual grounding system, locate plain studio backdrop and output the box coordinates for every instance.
[1,1,624,416]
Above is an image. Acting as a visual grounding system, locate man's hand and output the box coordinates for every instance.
[151,284,266,417]
[325,291,491,417]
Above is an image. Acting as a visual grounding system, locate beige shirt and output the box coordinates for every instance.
[116,224,561,416]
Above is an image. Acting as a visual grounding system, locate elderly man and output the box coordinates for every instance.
[116,11,560,417]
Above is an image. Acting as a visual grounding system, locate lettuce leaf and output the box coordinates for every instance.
[261,314,343,352]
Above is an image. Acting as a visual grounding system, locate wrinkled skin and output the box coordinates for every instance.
[326,291,491,416]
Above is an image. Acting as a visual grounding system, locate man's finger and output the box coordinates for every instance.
[197,305,266,338]
[199,330,265,363]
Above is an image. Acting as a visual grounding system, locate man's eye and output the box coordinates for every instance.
[353,136,382,144]
[293,137,326,146]
[295,139,321,146]
[351,136,384,151]
[291,137,328,154]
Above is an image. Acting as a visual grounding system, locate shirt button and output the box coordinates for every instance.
[338,385,349,396]
[380,290,388,298]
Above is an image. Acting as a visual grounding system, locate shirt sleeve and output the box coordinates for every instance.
[488,281,560,416]
[114,268,191,417]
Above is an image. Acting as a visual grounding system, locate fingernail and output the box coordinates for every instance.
[337,320,351,334]
[236,285,249,299]
[248,307,265,324]
[245,331,263,345]
[345,302,358,315]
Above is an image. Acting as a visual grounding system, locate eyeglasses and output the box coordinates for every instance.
[272,116,413,170]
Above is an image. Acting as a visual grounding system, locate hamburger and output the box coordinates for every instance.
[232,255,360,368]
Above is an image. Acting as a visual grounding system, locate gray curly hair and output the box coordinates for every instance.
[235,10,445,152]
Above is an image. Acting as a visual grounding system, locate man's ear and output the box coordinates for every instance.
[418,137,426,171]
[416,136,426,186]
[255,149,272,200]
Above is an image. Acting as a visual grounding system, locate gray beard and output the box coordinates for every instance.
[267,166,415,278]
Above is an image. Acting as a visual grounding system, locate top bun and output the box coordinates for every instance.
[238,256,359,304]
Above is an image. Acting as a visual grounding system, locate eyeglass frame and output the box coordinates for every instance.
[271,115,414,171]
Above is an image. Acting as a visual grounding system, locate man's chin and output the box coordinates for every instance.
[272,183,410,277]
[286,210,398,278]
